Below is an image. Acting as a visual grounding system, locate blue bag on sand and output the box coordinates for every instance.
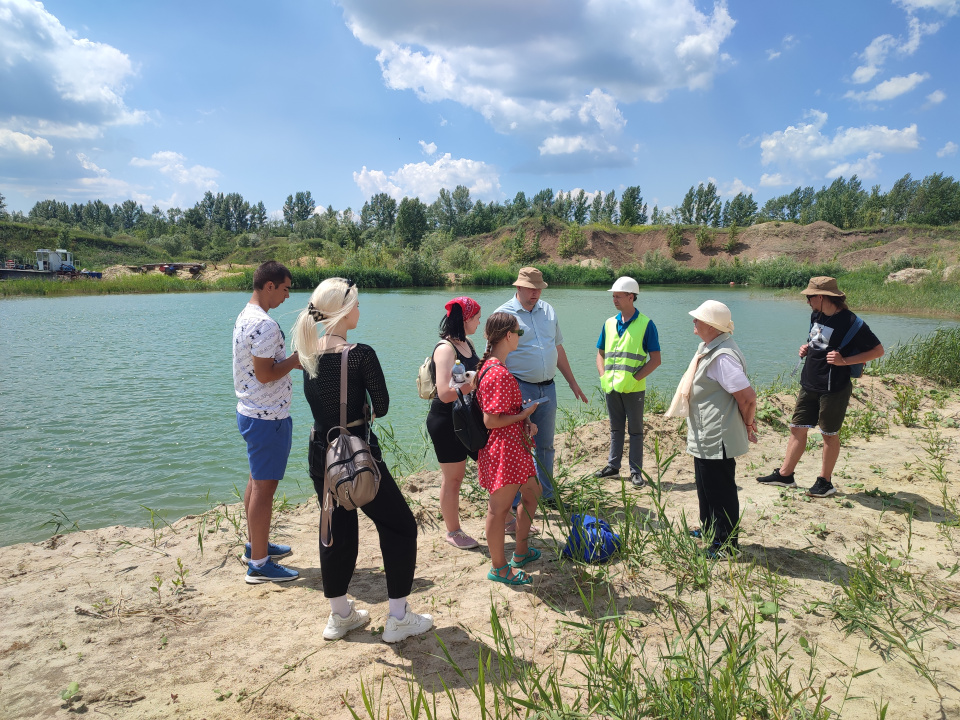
[562,514,622,564]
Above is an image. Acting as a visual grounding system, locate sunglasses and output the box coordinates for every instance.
[511,327,525,336]
[343,278,355,302]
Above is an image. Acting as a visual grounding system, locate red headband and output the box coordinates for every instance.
[444,296,480,320]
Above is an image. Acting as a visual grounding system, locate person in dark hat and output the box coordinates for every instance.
[495,267,588,514]
[756,277,884,498]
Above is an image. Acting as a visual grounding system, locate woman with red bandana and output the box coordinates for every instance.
[425,296,483,550]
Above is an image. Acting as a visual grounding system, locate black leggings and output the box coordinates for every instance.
[310,433,418,599]
[693,452,740,546]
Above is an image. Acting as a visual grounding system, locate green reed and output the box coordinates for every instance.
[878,327,960,385]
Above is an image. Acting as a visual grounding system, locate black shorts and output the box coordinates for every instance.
[426,399,477,464]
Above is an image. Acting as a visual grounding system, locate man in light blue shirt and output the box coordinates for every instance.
[495,267,588,507]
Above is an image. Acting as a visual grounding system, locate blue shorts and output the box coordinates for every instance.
[237,413,293,481]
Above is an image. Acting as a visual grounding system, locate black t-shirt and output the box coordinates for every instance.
[429,338,480,416]
[800,309,881,393]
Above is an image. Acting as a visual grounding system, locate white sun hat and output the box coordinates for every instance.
[608,276,640,294]
[689,300,734,334]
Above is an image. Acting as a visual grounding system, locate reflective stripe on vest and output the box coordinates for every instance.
[601,314,650,393]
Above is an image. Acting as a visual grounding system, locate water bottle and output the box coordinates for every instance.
[451,359,466,384]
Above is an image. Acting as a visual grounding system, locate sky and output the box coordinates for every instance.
[0,0,957,219]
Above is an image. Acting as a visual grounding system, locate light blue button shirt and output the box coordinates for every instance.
[495,295,564,383]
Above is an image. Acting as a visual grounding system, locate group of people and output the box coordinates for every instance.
[232,261,883,640]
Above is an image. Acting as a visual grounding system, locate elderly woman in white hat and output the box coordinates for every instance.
[666,300,757,558]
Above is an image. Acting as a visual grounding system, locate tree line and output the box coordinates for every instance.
[4,171,958,259]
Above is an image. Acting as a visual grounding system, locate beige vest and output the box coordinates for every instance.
[686,334,750,460]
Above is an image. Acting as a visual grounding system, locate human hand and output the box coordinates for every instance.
[826,351,844,366]
[798,344,809,358]
[572,384,589,403]
[747,428,758,443]
[525,419,538,438]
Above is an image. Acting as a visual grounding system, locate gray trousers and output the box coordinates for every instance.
[604,390,645,474]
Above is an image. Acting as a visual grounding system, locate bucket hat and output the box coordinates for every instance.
[800,276,845,298]
[608,276,640,294]
[689,300,734,334]
[513,266,548,289]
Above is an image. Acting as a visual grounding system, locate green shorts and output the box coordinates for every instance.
[789,384,853,436]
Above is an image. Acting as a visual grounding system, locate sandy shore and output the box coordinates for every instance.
[2,374,959,720]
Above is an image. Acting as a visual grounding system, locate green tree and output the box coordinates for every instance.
[572,189,588,225]
[589,191,603,223]
[283,191,316,226]
[908,172,960,225]
[721,192,758,227]
[396,197,429,249]
[362,192,398,233]
[619,185,647,226]
[250,201,267,229]
[0,191,7,220]
[885,173,918,223]
[601,189,618,224]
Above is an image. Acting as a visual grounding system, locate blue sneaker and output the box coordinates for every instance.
[244,542,292,560]
[245,559,299,584]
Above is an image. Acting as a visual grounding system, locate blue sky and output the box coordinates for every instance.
[1,0,957,218]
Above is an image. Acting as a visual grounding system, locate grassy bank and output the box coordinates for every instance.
[4,255,960,319]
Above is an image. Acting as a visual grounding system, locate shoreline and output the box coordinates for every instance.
[3,375,959,719]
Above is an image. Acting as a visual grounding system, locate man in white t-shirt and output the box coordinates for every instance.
[233,261,302,584]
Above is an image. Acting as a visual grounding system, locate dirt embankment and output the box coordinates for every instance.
[474,221,960,270]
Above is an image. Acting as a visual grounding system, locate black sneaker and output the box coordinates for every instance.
[807,477,836,498]
[756,468,797,489]
[594,465,620,478]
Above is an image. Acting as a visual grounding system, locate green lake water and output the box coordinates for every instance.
[1,286,955,546]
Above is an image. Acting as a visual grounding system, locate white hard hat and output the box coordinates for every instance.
[608,276,640,294]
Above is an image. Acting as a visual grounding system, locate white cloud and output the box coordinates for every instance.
[721,178,755,197]
[760,173,788,187]
[896,0,959,15]
[353,153,500,202]
[826,152,884,179]
[851,18,939,84]
[926,89,946,104]
[937,141,959,157]
[419,140,437,155]
[339,0,736,162]
[0,0,146,136]
[761,110,918,166]
[767,50,781,60]
[76,152,108,176]
[0,128,54,156]
[766,34,797,61]
[844,72,929,102]
[130,151,220,191]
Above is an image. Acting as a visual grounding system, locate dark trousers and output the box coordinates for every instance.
[310,434,418,599]
[693,453,740,547]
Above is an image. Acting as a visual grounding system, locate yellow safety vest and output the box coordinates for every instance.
[601,313,650,393]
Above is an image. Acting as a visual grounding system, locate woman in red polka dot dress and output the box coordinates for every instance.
[476,312,542,585]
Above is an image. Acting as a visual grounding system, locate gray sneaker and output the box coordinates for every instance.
[323,601,370,640]
[630,473,645,488]
[807,477,837,498]
[382,604,433,644]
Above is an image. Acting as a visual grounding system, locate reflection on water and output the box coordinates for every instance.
[1,286,954,545]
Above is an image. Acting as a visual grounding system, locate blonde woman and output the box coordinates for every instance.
[292,277,432,643]
[476,312,542,585]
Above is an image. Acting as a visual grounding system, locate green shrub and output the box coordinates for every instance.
[667,224,684,257]
[695,225,714,251]
[558,224,588,258]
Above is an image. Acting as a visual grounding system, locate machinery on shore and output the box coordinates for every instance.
[1,249,101,280]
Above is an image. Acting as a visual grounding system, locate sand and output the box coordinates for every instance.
[2,374,959,720]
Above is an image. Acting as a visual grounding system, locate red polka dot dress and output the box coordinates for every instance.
[476,358,536,493]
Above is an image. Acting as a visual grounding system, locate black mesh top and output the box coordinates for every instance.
[302,343,389,431]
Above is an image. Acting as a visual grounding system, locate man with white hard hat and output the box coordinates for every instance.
[594,276,662,487]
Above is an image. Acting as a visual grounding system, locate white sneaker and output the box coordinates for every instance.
[323,601,370,640]
[381,604,433,644]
